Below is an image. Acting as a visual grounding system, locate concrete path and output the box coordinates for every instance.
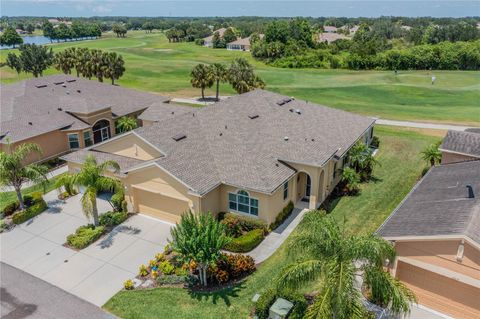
[1,166,68,192]
[0,190,172,307]
[171,95,230,106]
[247,207,307,264]
[0,262,114,319]
[375,119,476,131]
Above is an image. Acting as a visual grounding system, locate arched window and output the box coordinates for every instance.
[228,190,259,216]
[92,119,111,144]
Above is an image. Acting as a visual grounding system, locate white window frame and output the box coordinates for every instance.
[68,133,80,149]
[283,181,289,200]
[228,190,259,217]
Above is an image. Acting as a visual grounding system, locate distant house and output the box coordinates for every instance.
[227,34,263,51]
[377,160,480,319]
[401,25,412,31]
[349,25,359,34]
[439,129,480,164]
[323,26,337,33]
[317,32,350,44]
[203,28,227,47]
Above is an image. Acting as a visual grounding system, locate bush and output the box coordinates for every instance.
[158,260,175,275]
[66,224,105,249]
[370,136,380,148]
[124,279,134,290]
[111,191,126,212]
[220,213,267,237]
[224,229,265,253]
[99,211,128,227]
[194,38,205,46]
[255,288,308,319]
[12,196,47,224]
[342,167,361,195]
[139,264,149,277]
[3,201,19,217]
[213,253,256,284]
[270,201,294,230]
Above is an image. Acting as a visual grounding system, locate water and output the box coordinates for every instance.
[0,35,51,50]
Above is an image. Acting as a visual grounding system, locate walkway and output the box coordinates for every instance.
[375,119,476,131]
[1,165,68,192]
[170,96,230,106]
[0,262,114,319]
[247,207,307,264]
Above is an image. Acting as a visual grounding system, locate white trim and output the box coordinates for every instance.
[385,235,480,251]
[416,304,455,319]
[438,148,480,159]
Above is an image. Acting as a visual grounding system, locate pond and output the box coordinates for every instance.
[0,36,97,49]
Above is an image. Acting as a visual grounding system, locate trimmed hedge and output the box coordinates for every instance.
[224,228,264,253]
[66,224,105,249]
[12,193,48,224]
[220,212,267,237]
[255,288,308,319]
[99,211,128,227]
[270,201,294,230]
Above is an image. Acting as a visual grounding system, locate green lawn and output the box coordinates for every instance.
[1,31,479,125]
[104,126,439,319]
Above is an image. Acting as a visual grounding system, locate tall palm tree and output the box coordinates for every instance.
[209,63,228,101]
[277,212,416,318]
[0,142,48,210]
[74,47,90,78]
[190,63,214,100]
[68,155,120,226]
[103,51,125,85]
[54,49,75,75]
[116,116,138,133]
[421,142,441,167]
[227,58,265,94]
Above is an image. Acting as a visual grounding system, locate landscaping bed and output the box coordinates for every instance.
[1,192,48,231]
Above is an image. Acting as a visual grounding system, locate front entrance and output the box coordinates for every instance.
[304,175,311,201]
[92,119,111,144]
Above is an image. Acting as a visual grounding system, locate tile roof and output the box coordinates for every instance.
[318,33,350,43]
[440,130,480,158]
[132,89,374,195]
[0,75,169,143]
[323,26,338,32]
[377,160,480,244]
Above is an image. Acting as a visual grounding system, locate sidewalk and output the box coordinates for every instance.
[375,119,475,131]
[1,165,68,192]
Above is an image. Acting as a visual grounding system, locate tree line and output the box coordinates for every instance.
[5,45,125,84]
[42,21,102,42]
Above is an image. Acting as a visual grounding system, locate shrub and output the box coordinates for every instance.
[370,136,380,148]
[221,213,267,237]
[270,201,294,230]
[255,288,308,319]
[111,191,126,212]
[22,194,35,206]
[66,225,105,249]
[224,229,265,253]
[159,260,175,275]
[227,253,256,278]
[12,196,47,224]
[139,264,149,277]
[99,211,127,227]
[124,279,134,290]
[3,201,19,217]
[151,270,159,279]
[155,253,165,262]
[342,167,361,195]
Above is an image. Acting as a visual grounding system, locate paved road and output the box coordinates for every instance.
[375,119,476,131]
[0,262,114,319]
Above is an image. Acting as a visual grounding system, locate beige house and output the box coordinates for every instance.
[227,34,264,51]
[203,28,227,47]
[377,160,480,319]
[317,32,350,44]
[0,75,173,164]
[439,129,480,164]
[63,90,374,224]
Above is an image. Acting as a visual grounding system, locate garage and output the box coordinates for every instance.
[396,261,480,319]
[133,188,190,224]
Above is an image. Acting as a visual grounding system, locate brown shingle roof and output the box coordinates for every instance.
[440,130,480,158]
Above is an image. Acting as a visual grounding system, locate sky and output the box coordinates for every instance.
[1,0,479,18]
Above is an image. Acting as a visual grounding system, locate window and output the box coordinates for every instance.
[83,131,93,147]
[333,162,338,179]
[228,190,259,216]
[68,133,79,149]
[283,181,289,200]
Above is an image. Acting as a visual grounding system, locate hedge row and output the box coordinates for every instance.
[270,201,294,230]
[12,193,48,224]
[224,228,265,253]
[66,224,105,249]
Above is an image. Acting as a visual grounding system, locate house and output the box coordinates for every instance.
[203,28,227,47]
[63,89,375,224]
[401,25,412,31]
[377,160,480,319]
[0,75,170,164]
[439,129,480,164]
[227,35,263,51]
[317,33,350,44]
[349,25,359,34]
[323,26,337,33]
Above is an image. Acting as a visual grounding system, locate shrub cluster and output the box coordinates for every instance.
[255,288,308,319]
[66,224,105,249]
[224,228,265,253]
[99,211,128,227]
[212,253,256,284]
[270,201,294,230]
[12,193,48,224]
[220,212,267,237]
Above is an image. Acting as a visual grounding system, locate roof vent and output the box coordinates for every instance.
[171,111,174,115]
[28,122,33,125]
[220,132,223,136]
[284,136,289,141]
[62,84,67,87]
[35,84,47,88]
[54,81,64,85]
[77,89,81,93]
[467,185,474,199]
[66,91,70,95]
[248,114,259,119]
[289,109,294,112]
[172,133,187,142]
[276,97,293,106]
[225,125,228,129]
[294,109,301,115]
[66,79,76,83]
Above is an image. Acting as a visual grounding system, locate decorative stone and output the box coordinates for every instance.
[140,279,154,288]
[252,293,261,303]
[133,278,143,288]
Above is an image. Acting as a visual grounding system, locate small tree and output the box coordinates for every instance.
[0,26,23,48]
[209,63,228,101]
[116,116,138,133]
[26,24,35,34]
[15,44,54,77]
[348,142,379,181]
[103,51,125,85]
[169,211,230,286]
[228,58,265,94]
[6,53,22,75]
[0,142,48,210]
[190,63,214,100]
[212,31,225,48]
[421,142,441,167]
[223,27,237,44]
[342,167,360,195]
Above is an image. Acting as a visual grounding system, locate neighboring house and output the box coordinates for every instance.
[377,160,480,319]
[400,25,413,31]
[0,75,170,164]
[439,129,480,164]
[226,35,264,51]
[349,25,359,34]
[317,32,350,44]
[63,89,375,224]
[323,26,338,33]
[203,28,227,47]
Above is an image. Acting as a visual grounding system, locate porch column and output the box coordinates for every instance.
[308,170,320,210]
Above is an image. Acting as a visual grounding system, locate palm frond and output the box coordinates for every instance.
[277,259,324,290]
[80,186,96,219]
[305,287,333,319]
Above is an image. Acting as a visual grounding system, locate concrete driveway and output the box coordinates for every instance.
[0,191,172,306]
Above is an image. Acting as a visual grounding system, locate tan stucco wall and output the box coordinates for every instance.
[93,134,161,160]
[70,108,116,139]
[441,151,478,165]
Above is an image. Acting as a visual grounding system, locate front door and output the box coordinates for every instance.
[305,175,311,200]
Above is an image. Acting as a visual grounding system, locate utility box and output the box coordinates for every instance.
[268,298,294,319]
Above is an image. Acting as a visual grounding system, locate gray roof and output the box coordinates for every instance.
[440,130,480,158]
[61,149,144,172]
[377,160,480,244]
[1,75,169,143]
[138,102,193,122]
[132,89,374,195]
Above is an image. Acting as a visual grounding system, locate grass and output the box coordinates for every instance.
[104,126,440,319]
[1,31,479,125]
[0,173,65,212]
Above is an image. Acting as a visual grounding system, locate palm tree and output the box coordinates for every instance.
[169,211,230,286]
[68,155,120,226]
[54,49,75,75]
[277,212,416,318]
[228,58,265,94]
[347,142,379,181]
[190,63,214,100]
[421,142,441,167]
[209,63,228,101]
[103,51,125,85]
[0,142,48,210]
[116,116,138,133]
